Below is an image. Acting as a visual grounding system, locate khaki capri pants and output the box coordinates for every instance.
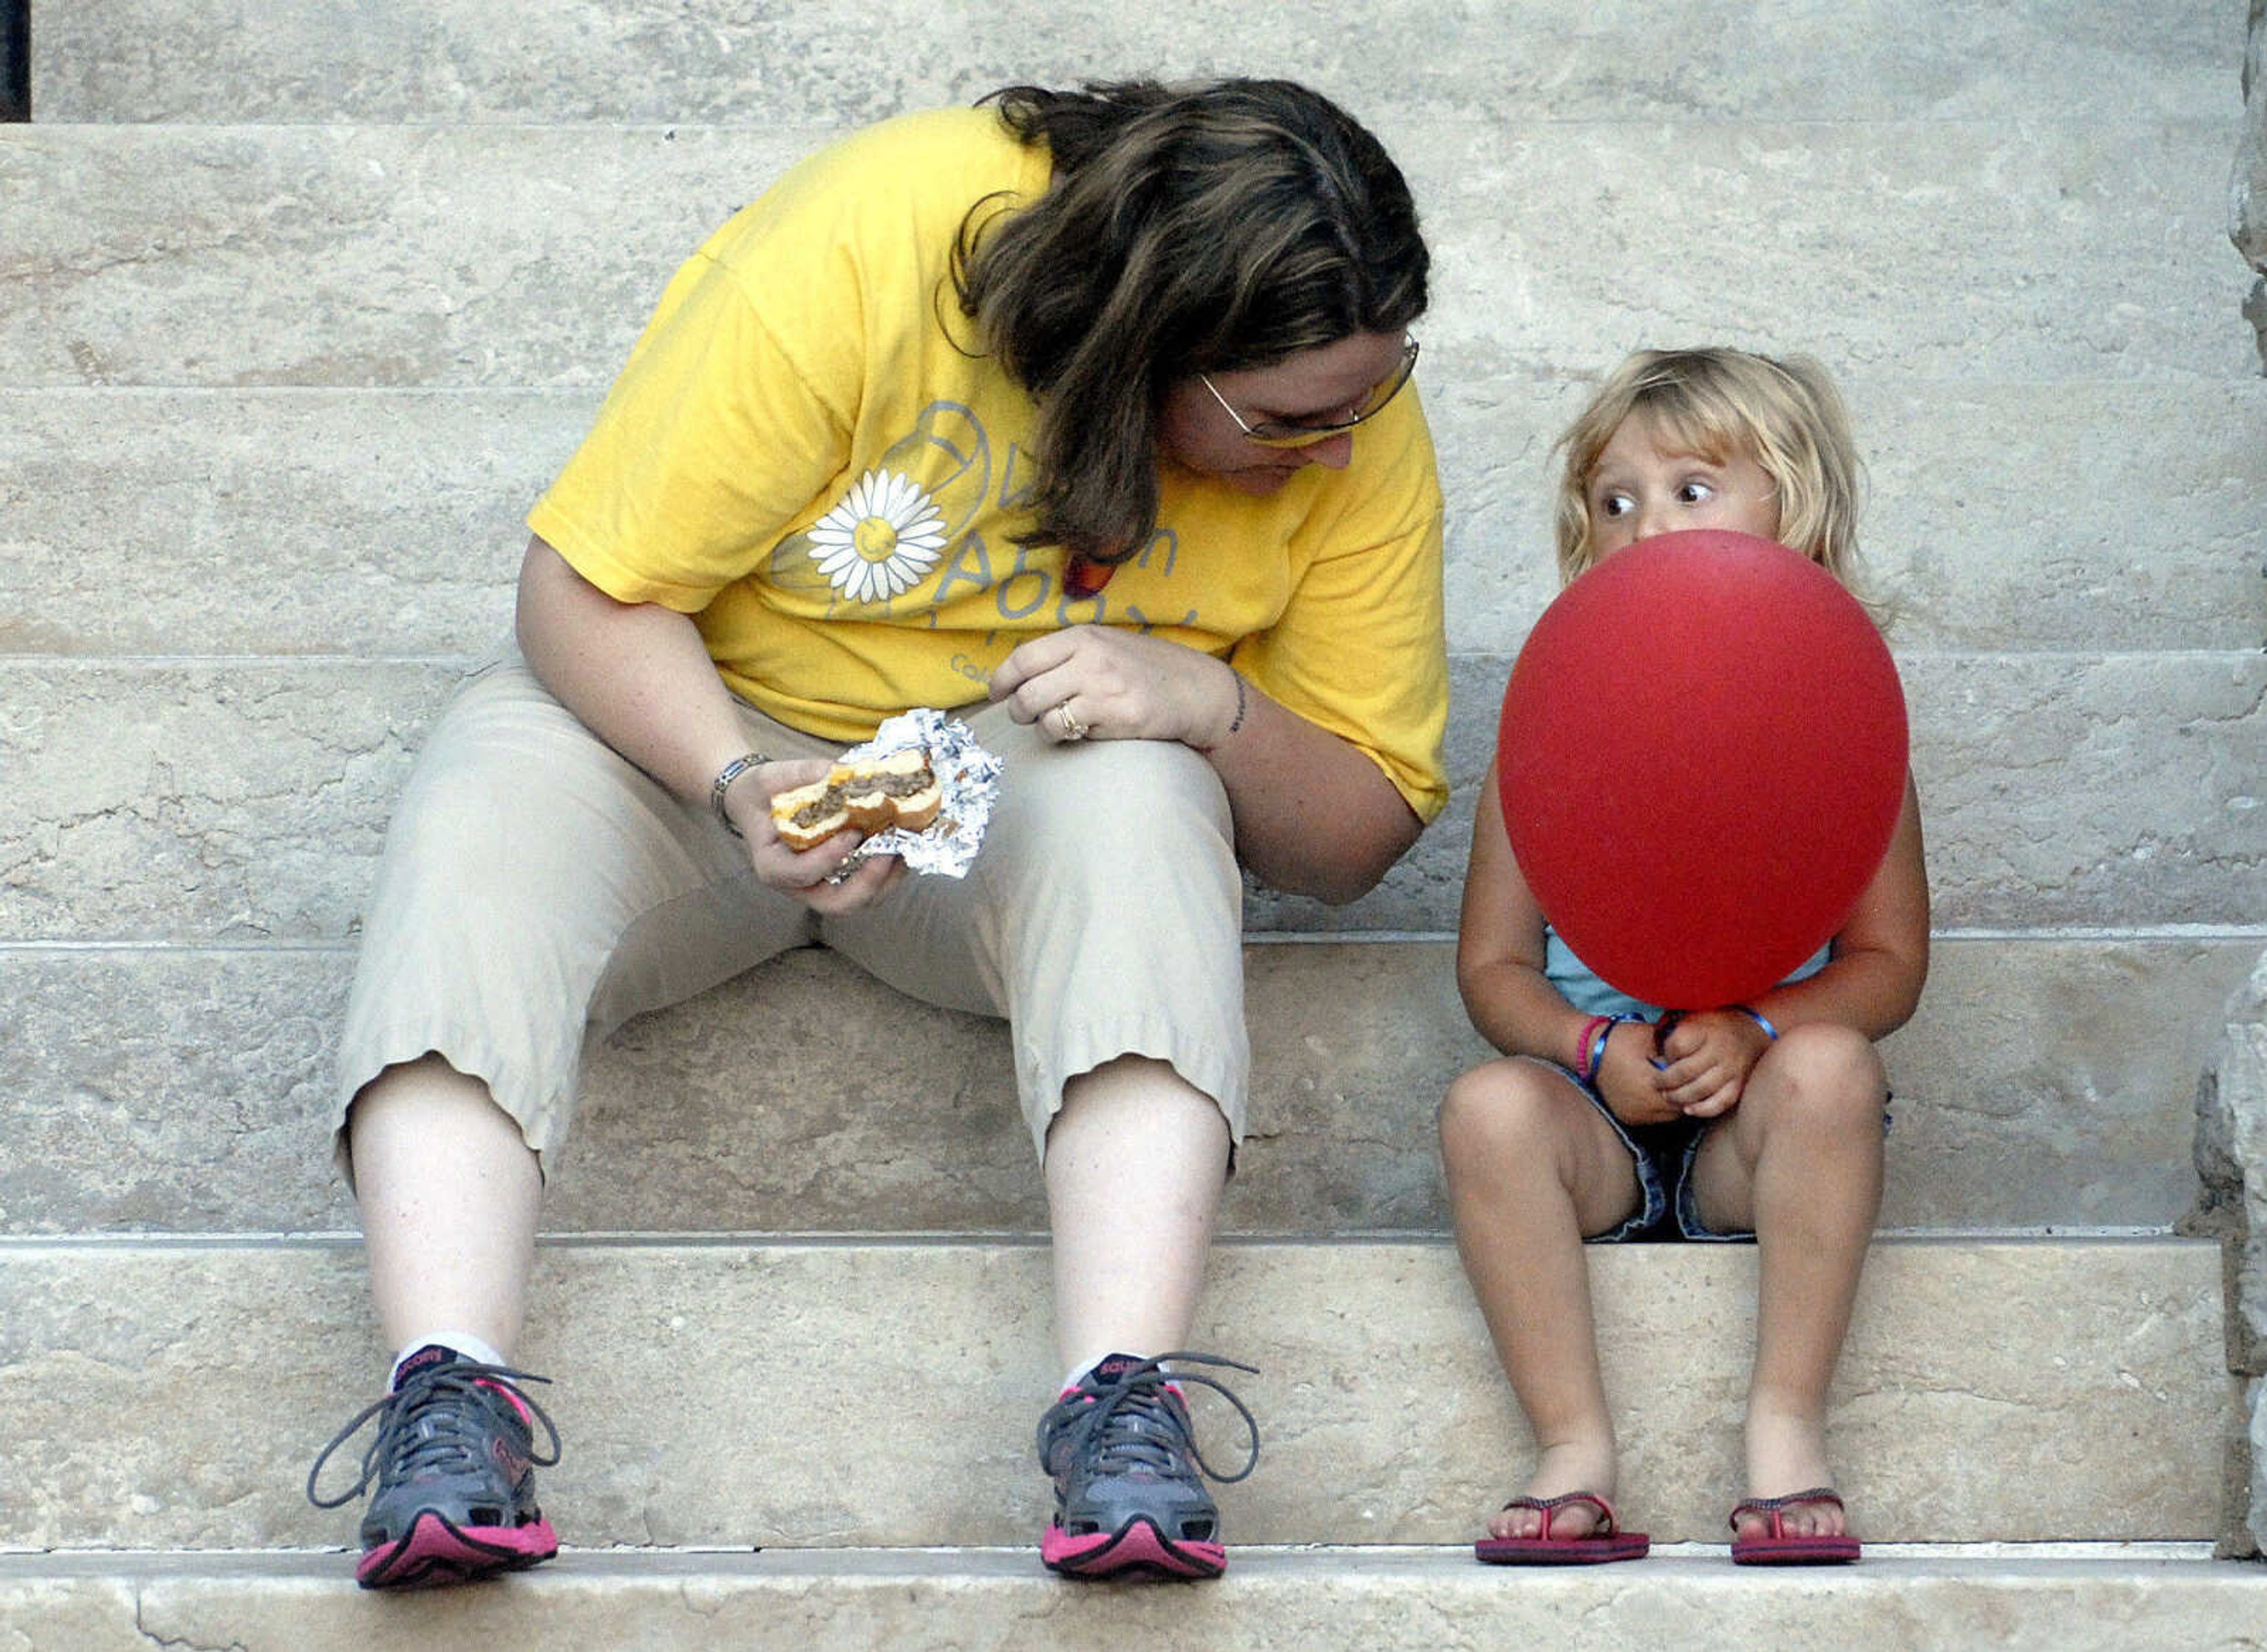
[334,650,1251,1176]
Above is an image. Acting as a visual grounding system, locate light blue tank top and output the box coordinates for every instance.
[1542,926,1828,1019]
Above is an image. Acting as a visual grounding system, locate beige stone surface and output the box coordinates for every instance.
[2,1549,2263,1651]
[0,388,571,658]
[1,120,2248,390]
[32,0,2239,125]
[0,660,455,942]
[8,383,2265,660]
[1871,938,2242,1227]
[0,1238,2226,1549]
[7,0,2256,1619]
[0,946,354,1231]
[0,937,2246,1236]
[5,655,2262,942]
[1896,653,2267,931]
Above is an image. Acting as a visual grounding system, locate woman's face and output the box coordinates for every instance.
[1585,412,1781,557]
[1156,330,1411,495]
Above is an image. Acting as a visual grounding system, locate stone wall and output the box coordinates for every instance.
[2191,952,2267,1555]
[2239,0,2267,361]
[2196,0,2267,1555]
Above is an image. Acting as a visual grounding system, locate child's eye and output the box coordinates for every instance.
[1675,479,1717,505]
[1598,491,1636,518]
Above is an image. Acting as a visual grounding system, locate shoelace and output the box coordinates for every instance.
[1041,1351,1260,1486]
[306,1358,561,1510]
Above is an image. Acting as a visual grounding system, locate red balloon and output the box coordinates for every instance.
[1496,530,1907,1010]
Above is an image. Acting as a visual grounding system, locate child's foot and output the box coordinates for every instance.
[1737,1406,1845,1542]
[1487,1438,1619,1541]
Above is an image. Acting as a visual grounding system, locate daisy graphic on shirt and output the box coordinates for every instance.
[807,469,948,603]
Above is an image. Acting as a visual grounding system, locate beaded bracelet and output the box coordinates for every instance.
[1730,1004,1781,1042]
[709,751,772,838]
[1572,1014,1613,1082]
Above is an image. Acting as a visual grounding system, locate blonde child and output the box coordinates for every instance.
[1440,347,1929,1565]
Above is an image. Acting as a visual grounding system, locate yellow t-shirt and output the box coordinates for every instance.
[528,105,1449,821]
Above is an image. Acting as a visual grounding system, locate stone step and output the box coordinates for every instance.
[0,938,2245,1237]
[32,0,2238,125]
[2,655,2259,941]
[1,121,2246,390]
[0,1236,2226,1550]
[0,1546,2254,1650]
[6,384,2263,658]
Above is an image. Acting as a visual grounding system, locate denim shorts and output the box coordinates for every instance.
[1518,1055,1746,1243]
[1577,1081,1750,1245]
[1536,1057,1890,1245]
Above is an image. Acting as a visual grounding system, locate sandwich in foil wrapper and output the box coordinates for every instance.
[828,707,1001,880]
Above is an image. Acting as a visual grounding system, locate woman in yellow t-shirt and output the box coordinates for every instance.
[310,79,1446,1588]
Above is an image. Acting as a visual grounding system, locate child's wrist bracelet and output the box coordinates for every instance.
[1587,1020,1616,1082]
[1730,1004,1780,1042]
[1572,1014,1612,1080]
[1581,1014,1635,1082]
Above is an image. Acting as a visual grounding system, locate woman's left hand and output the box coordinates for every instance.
[989,627,1237,749]
[1651,1008,1776,1119]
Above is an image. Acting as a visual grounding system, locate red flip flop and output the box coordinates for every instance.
[1475,1491,1649,1565]
[1728,1487,1861,1565]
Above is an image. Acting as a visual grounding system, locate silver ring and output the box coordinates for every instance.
[1054,703,1087,742]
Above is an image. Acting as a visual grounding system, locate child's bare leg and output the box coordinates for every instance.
[1440,1060,1642,1539]
[1688,1024,1886,1539]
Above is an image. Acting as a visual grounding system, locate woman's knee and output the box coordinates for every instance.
[985,742,1242,996]
[342,1054,544,1190]
[999,739,1233,869]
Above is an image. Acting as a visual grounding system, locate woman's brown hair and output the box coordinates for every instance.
[955,79,1428,562]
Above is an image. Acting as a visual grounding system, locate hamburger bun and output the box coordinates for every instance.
[770,747,942,851]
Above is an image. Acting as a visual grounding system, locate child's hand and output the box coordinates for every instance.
[1651,1009,1775,1119]
[1596,1021,1685,1127]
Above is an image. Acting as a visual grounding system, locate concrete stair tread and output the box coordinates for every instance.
[2,122,2249,388]
[9,384,2266,658]
[0,1543,2256,1649]
[1,939,2249,1235]
[5,656,2263,941]
[0,1235,2226,1549]
[31,0,2240,125]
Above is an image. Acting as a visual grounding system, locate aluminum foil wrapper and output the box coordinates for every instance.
[832,707,1001,880]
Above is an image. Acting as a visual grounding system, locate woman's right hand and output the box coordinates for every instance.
[718,756,907,915]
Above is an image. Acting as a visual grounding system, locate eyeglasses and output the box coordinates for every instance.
[1197,338,1420,450]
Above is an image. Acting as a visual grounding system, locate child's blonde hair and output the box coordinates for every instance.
[1552,348,1867,596]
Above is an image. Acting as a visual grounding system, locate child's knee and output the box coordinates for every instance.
[1439,1061,1572,1162]
[1755,1024,1886,1134]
